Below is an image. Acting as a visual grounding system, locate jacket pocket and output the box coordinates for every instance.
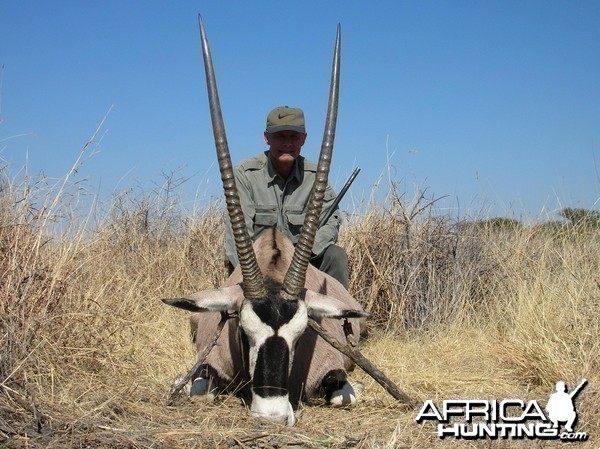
[253,205,278,235]
[286,207,306,240]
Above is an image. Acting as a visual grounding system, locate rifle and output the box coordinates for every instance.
[319,167,360,227]
[569,378,588,399]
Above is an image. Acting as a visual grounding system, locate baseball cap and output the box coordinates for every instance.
[265,106,306,134]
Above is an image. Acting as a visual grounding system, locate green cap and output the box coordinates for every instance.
[265,106,306,134]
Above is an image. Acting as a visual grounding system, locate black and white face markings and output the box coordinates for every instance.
[239,291,308,425]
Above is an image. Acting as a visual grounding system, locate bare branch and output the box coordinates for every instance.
[308,318,416,407]
[167,311,234,405]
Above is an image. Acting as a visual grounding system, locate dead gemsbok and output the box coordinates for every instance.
[164,17,411,426]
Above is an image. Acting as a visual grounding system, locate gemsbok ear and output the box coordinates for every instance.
[162,285,245,313]
[303,290,369,320]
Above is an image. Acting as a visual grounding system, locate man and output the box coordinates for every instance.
[546,381,578,432]
[224,106,349,288]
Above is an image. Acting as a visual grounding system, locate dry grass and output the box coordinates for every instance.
[1,162,599,448]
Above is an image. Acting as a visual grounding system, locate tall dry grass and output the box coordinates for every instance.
[1,160,598,448]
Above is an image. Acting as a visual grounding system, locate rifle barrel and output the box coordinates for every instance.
[320,167,360,227]
[569,378,588,399]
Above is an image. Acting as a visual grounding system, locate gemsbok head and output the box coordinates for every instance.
[163,17,368,426]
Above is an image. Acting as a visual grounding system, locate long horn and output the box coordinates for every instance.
[198,16,266,299]
[281,24,341,300]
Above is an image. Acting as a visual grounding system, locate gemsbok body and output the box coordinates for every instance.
[163,17,367,426]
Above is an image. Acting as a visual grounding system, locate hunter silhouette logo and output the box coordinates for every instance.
[546,379,587,433]
[416,379,589,441]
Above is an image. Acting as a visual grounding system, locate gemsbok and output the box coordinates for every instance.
[163,17,368,426]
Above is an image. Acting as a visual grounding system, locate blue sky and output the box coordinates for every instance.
[1,1,599,220]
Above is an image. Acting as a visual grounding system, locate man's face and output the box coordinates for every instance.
[265,131,307,167]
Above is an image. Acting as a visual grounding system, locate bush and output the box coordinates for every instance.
[559,207,600,229]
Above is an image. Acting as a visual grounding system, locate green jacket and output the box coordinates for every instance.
[225,151,341,265]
